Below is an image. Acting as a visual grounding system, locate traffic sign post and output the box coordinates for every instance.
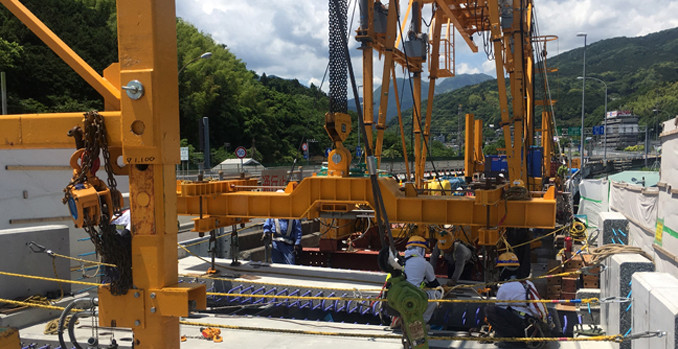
[302,143,309,160]
[180,147,189,161]
[235,146,247,159]
[179,146,189,179]
[235,146,247,174]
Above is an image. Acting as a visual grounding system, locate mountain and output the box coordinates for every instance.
[348,73,493,122]
[392,26,678,141]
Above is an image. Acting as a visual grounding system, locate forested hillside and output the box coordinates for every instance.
[2,1,676,164]
[0,0,333,165]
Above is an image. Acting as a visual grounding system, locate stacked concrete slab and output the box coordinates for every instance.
[600,254,654,349]
[0,225,71,300]
[632,272,678,349]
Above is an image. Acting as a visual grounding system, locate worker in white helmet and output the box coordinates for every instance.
[484,263,548,348]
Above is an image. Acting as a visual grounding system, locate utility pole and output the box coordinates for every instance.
[457,104,462,154]
[577,32,587,169]
[1,72,6,115]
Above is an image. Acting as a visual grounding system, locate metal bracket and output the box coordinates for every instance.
[599,296,632,304]
[582,263,607,275]
[626,330,667,340]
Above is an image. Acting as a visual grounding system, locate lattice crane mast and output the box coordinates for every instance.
[357,0,559,190]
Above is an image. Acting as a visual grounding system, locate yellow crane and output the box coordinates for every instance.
[0,0,559,348]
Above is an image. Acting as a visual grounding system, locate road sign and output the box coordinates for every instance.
[356,145,362,158]
[568,127,581,136]
[180,147,189,161]
[325,148,331,158]
[302,142,308,151]
[593,126,604,135]
[235,146,247,159]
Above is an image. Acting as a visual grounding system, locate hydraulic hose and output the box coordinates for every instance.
[58,297,96,349]
[69,309,97,349]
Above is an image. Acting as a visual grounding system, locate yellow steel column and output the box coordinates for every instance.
[116,1,180,347]
[375,0,399,167]
[421,11,442,173]
[464,114,474,178]
[508,0,527,184]
[542,110,552,177]
[391,65,412,181]
[474,118,484,169]
[413,73,423,186]
[524,2,534,150]
[361,0,375,152]
[487,0,514,180]
[412,1,424,187]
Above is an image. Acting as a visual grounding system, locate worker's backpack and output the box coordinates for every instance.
[520,281,548,323]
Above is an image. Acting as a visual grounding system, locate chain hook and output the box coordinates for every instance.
[27,241,48,254]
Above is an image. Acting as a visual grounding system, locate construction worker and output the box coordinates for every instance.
[429,228,473,286]
[403,235,441,323]
[484,267,547,349]
[263,218,302,264]
[102,209,132,284]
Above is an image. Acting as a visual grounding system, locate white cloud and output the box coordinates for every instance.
[457,63,480,74]
[176,0,678,90]
[481,61,496,76]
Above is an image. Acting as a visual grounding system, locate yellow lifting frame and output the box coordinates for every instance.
[177,176,557,229]
[0,1,205,348]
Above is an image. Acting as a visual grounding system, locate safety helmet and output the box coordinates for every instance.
[406,235,428,250]
[436,230,454,251]
[496,251,520,270]
[512,179,525,187]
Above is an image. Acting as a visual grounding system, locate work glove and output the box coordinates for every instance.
[294,244,303,258]
[261,231,271,242]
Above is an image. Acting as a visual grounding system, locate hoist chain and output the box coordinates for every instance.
[63,111,131,295]
[63,111,121,212]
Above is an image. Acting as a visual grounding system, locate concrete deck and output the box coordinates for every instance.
[16,313,617,349]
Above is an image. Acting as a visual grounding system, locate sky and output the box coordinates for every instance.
[175,0,678,96]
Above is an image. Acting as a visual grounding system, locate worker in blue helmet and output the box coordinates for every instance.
[263,217,302,264]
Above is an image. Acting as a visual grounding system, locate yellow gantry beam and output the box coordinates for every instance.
[0,111,122,149]
[177,177,557,229]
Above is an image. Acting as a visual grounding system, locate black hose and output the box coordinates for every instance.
[58,298,94,349]
[69,310,95,349]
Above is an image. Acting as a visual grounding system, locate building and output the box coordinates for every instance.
[603,110,640,149]
[212,158,265,175]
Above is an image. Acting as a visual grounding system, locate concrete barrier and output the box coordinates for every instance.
[599,212,630,246]
[601,253,654,349]
[632,272,678,349]
[0,225,71,300]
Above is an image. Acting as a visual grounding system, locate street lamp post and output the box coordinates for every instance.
[577,32,587,169]
[178,51,212,174]
[577,76,607,161]
[178,51,212,75]
[652,106,660,141]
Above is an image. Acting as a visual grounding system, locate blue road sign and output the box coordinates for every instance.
[356,145,362,158]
